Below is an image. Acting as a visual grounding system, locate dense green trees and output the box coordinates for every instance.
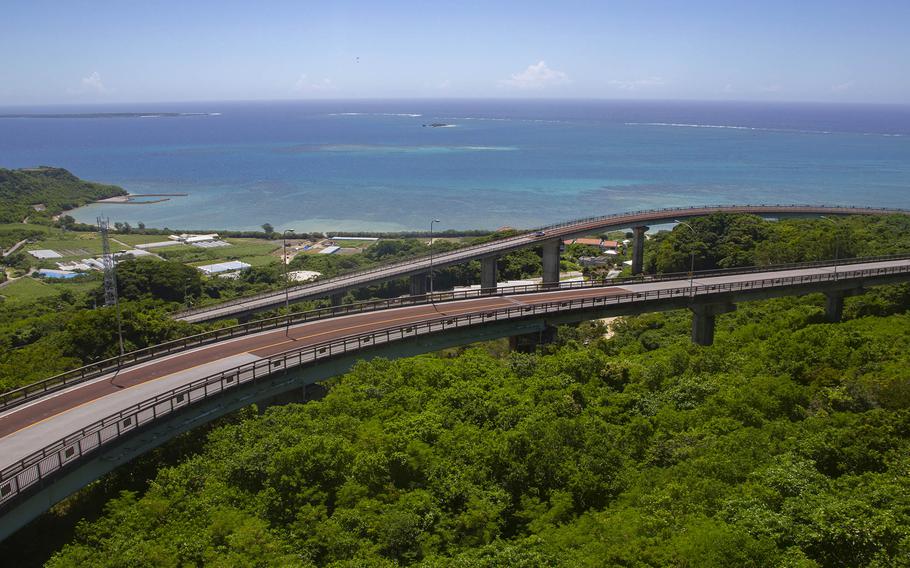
[4,212,910,565]
[0,167,126,223]
[114,259,203,303]
[646,212,910,274]
[41,286,910,566]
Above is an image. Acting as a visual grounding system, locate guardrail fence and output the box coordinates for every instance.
[173,204,910,319]
[3,259,910,510]
[4,251,910,414]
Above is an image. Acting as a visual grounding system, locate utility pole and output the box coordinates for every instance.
[429,218,440,296]
[283,229,296,337]
[674,219,699,296]
[821,216,839,281]
[98,217,125,357]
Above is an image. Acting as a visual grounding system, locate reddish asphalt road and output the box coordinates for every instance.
[0,287,629,439]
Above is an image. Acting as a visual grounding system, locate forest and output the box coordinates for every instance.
[0,167,126,224]
[37,287,910,567]
[0,213,908,566]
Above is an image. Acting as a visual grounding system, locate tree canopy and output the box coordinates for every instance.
[0,167,126,223]
[41,287,910,567]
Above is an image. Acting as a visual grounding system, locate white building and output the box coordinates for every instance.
[29,249,62,259]
[197,260,251,275]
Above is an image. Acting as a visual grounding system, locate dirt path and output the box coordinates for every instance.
[1,238,28,257]
[0,267,37,290]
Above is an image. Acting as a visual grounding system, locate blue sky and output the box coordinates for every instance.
[2,0,908,105]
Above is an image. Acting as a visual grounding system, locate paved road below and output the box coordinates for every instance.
[2,256,908,470]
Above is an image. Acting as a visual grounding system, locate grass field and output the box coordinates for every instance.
[221,238,280,258]
[50,279,101,296]
[24,234,105,257]
[111,234,177,245]
[0,277,59,303]
[0,223,54,234]
[161,238,280,268]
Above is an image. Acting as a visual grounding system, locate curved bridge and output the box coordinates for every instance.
[2,253,910,540]
[175,204,910,323]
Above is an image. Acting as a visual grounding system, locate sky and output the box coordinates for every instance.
[2,0,908,105]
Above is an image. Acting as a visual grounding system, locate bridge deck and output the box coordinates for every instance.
[176,205,909,322]
[2,257,908,472]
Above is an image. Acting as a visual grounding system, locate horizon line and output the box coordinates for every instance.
[2,96,909,109]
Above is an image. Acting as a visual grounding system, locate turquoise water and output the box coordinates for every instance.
[1,100,908,231]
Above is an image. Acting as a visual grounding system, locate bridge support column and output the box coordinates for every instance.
[823,288,862,323]
[825,291,844,323]
[509,325,557,352]
[632,225,649,275]
[259,382,327,409]
[330,293,344,307]
[409,273,428,296]
[690,302,737,346]
[541,239,561,288]
[481,256,498,293]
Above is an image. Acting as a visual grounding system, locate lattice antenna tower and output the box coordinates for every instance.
[97,216,125,356]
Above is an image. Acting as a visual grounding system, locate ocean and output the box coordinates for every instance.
[1,99,908,232]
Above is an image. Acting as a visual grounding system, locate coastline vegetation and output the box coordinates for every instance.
[0,167,126,224]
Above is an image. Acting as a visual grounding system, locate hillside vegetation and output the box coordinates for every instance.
[44,291,910,567]
[0,167,126,224]
[1,212,909,565]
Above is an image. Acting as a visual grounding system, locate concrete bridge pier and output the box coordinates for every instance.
[509,325,557,352]
[824,288,863,323]
[690,301,737,346]
[481,256,498,293]
[541,240,561,287]
[259,382,328,410]
[330,293,344,307]
[409,273,428,296]
[632,225,649,275]
[825,291,844,323]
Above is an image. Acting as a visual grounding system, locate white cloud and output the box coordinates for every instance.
[68,71,107,95]
[500,61,570,90]
[293,74,335,93]
[832,81,854,92]
[608,77,665,91]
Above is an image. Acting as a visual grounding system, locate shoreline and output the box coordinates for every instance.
[94,193,189,205]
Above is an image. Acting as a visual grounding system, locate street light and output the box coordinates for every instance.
[429,218,440,296]
[821,216,839,281]
[674,220,698,295]
[283,229,296,337]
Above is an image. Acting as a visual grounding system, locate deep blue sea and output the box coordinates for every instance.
[1,99,909,232]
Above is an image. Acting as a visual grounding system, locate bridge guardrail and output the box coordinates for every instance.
[4,251,910,413]
[3,259,910,510]
[172,204,910,319]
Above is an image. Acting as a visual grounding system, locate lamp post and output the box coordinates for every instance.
[429,218,440,296]
[821,216,839,281]
[283,229,296,337]
[674,220,698,296]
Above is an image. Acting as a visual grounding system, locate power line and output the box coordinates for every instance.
[97,216,125,357]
